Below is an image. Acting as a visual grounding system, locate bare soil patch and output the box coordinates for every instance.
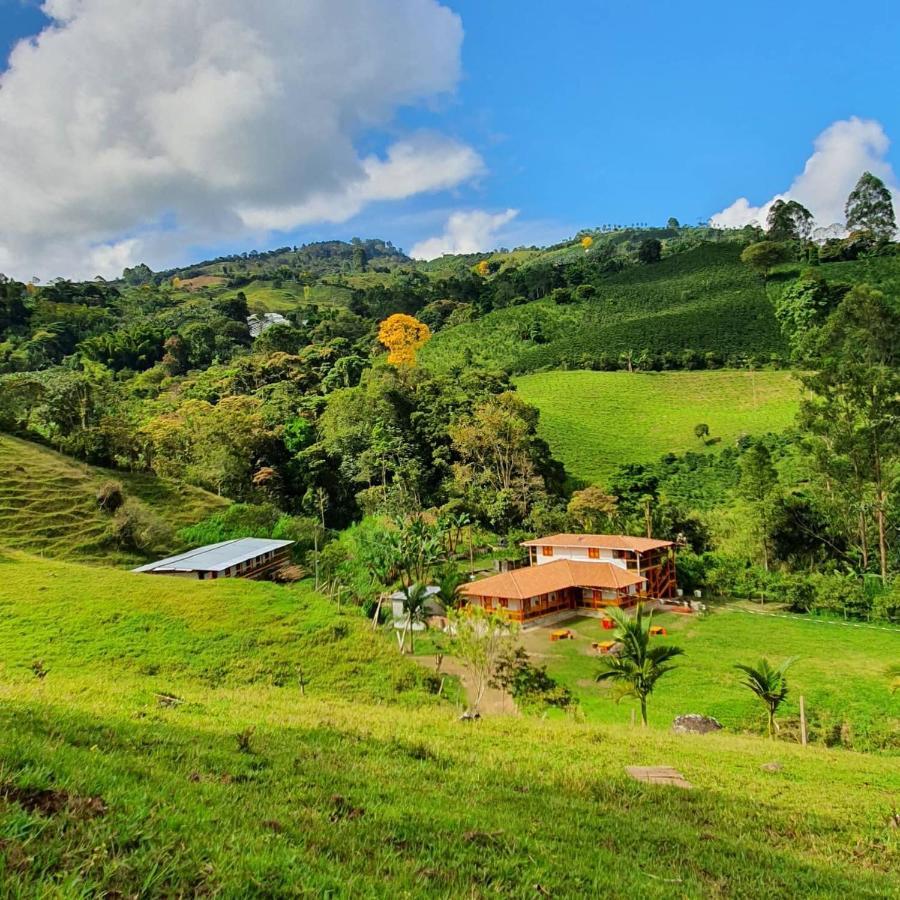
[413,655,517,716]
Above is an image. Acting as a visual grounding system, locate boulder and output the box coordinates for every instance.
[672,714,723,735]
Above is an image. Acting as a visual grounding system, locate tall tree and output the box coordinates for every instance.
[449,391,557,528]
[567,485,618,532]
[595,604,684,726]
[845,172,897,240]
[801,285,900,579]
[738,443,780,571]
[377,314,431,367]
[766,199,814,242]
[637,238,662,264]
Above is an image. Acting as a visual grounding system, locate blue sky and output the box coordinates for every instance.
[1,0,898,277]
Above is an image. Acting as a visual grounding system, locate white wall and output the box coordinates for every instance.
[533,546,625,568]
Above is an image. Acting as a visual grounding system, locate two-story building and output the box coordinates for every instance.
[459,533,677,626]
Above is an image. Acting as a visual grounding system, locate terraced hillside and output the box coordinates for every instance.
[421,243,788,373]
[0,435,227,565]
[516,369,801,484]
[0,553,896,895]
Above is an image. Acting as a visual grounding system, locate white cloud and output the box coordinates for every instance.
[0,0,478,280]
[410,208,519,259]
[711,117,900,230]
[239,133,484,230]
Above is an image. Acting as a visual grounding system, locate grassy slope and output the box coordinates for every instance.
[0,434,227,565]
[516,369,801,484]
[0,555,896,896]
[0,553,431,698]
[522,607,899,753]
[421,243,788,374]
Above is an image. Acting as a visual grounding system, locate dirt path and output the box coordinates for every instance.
[412,655,518,716]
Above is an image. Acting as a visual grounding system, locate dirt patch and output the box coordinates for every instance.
[0,783,108,818]
[412,655,517,716]
[176,275,226,290]
[625,766,693,789]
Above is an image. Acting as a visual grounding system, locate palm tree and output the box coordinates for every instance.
[595,604,684,726]
[435,566,466,612]
[400,582,431,654]
[734,657,796,738]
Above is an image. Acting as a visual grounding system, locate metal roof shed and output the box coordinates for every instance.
[133,538,294,580]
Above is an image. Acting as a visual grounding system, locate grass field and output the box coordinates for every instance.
[515,369,801,484]
[0,434,227,565]
[519,606,899,753]
[0,553,897,896]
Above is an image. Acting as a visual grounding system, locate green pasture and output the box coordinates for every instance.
[515,369,801,484]
[0,434,226,565]
[0,553,896,895]
[520,604,899,753]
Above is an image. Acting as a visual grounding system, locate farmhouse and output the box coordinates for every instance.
[133,538,294,581]
[460,533,677,625]
[522,533,677,599]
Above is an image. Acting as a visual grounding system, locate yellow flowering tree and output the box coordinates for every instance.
[581,235,593,250]
[378,314,431,367]
[475,260,490,277]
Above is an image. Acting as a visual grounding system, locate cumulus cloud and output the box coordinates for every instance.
[410,208,519,259]
[711,117,900,231]
[0,0,479,279]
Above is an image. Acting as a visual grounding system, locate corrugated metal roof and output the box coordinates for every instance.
[133,538,294,574]
[460,560,646,600]
[521,533,673,552]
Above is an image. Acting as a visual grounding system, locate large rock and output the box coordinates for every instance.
[672,714,723,735]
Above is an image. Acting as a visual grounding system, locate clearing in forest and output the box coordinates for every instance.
[516,369,801,484]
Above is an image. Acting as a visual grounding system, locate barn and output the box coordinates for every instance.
[133,538,294,581]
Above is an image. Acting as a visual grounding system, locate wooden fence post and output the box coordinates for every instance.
[799,695,807,747]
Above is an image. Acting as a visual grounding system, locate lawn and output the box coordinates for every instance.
[0,554,897,895]
[518,605,900,752]
[0,434,227,565]
[515,369,801,484]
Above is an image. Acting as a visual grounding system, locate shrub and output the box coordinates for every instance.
[96,481,125,515]
[107,498,172,553]
[491,646,572,710]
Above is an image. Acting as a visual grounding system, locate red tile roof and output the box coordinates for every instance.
[460,560,646,601]
[520,533,673,552]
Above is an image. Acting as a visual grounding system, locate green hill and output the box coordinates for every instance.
[516,370,801,484]
[421,243,789,374]
[0,553,896,896]
[0,434,227,565]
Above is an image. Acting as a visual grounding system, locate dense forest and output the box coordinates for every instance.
[1,172,899,621]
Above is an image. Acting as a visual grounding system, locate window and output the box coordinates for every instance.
[588,547,600,559]
[542,546,554,557]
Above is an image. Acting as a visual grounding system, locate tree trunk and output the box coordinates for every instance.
[873,449,888,580]
[859,509,869,571]
[640,696,648,727]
